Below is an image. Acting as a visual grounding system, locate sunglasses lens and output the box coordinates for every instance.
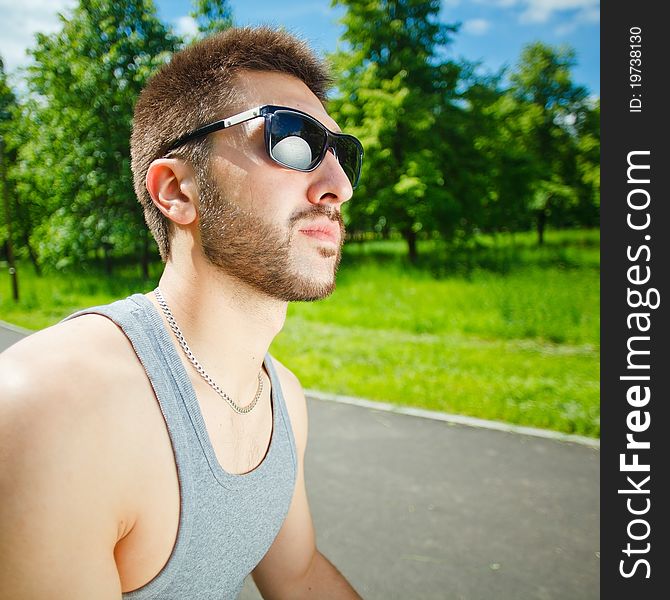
[335,136,363,188]
[268,109,362,187]
[269,111,325,170]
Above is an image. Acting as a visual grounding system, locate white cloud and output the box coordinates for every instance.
[519,0,599,24]
[462,18,492,35]
[476,0,519,7]
[173,15,198,39]
[474,0,599,26]
[0,0,76,73]
[554,5,599,35]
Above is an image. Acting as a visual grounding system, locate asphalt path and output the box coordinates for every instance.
[1,324,599,599]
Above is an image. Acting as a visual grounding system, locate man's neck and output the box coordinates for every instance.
[149,260,288,402]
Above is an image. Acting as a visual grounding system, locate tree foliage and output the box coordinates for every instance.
[328,1,599,254]
[328,0,460,261]
[12,0,179,272]
[190,0,233,37]
[506,42,595,243]
[0,58,14,126]
[1,57,16,252]
[0,56,37,273]
[453,67,535,235]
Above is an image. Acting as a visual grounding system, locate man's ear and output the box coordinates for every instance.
[145,158,199,226]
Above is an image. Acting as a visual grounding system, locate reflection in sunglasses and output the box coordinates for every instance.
[271,136,314,170]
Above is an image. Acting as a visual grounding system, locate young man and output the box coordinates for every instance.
[0,27,363,599]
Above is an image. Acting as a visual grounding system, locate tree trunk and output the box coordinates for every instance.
[16,201,41,275]
[403,228,418,263]
[536,209,546,246]
[23,232,41,276]
[0,140,19,300]
[103,243,113,275]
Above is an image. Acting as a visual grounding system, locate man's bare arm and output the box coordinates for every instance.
[291,550,362,599]
[0,338,124,599]
[251,362,362,599]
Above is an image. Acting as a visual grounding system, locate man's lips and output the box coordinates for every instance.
[298,220,341,245]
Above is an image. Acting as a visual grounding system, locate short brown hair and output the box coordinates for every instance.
[130,26,332,261]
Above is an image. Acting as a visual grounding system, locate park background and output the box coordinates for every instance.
[0,0,600,439]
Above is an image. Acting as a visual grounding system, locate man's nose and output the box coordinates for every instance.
[306,148,354,207]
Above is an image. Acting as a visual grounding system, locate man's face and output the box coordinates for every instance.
[194,71,354,302]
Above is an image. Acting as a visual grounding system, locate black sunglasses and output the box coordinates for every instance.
[165,104,364,189]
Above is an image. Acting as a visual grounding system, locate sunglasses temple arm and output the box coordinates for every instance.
[166,106,265,152]
[223,106,263,127]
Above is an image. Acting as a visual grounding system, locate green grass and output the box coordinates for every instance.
[289,263,598,345]
[272,321,598,435]
[0,228,600,437]
[0,260,163,330]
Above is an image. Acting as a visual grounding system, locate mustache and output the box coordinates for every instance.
[288,205,345,232]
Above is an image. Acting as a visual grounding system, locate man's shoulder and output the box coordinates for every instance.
[0,312,142,446]
[0,314,144,592]
[270,356,303,398]
[1,309,156,516]
[1,311,132,387]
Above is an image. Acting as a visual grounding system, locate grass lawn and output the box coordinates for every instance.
[0,228,600,437]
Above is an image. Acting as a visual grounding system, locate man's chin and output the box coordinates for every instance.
[268,267,336,302]
[300,288,336,302]
[284,279,337,302]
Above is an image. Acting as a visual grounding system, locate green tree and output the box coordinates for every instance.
[0,56,16,231]
[508,42,592,244]
[0,61,44,276]
[15,0,179,274]
[437,65,530,238]
[472,87,541,235]
[1,56,19,291]
[568,97,599,228]
[0,58,13,127]
[329,0,459,262]
[190,0,233,37]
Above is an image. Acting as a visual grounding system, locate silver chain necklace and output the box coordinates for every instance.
[154,287,263,415]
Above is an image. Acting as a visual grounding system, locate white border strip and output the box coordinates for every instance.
[0,320,34,335]
[306,389,600,449]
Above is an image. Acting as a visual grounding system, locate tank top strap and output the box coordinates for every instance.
[263,352,298,473]
[61,294,197,477]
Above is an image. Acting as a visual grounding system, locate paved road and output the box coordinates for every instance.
[0,321,28,349]
[1,325,599,599]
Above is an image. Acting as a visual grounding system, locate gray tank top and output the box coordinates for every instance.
[63,293,297,599]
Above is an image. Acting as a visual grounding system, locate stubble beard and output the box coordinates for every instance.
[197,173,345,302]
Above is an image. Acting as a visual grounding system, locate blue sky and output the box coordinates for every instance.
[1,0,599,95]
[158,0,599,94]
